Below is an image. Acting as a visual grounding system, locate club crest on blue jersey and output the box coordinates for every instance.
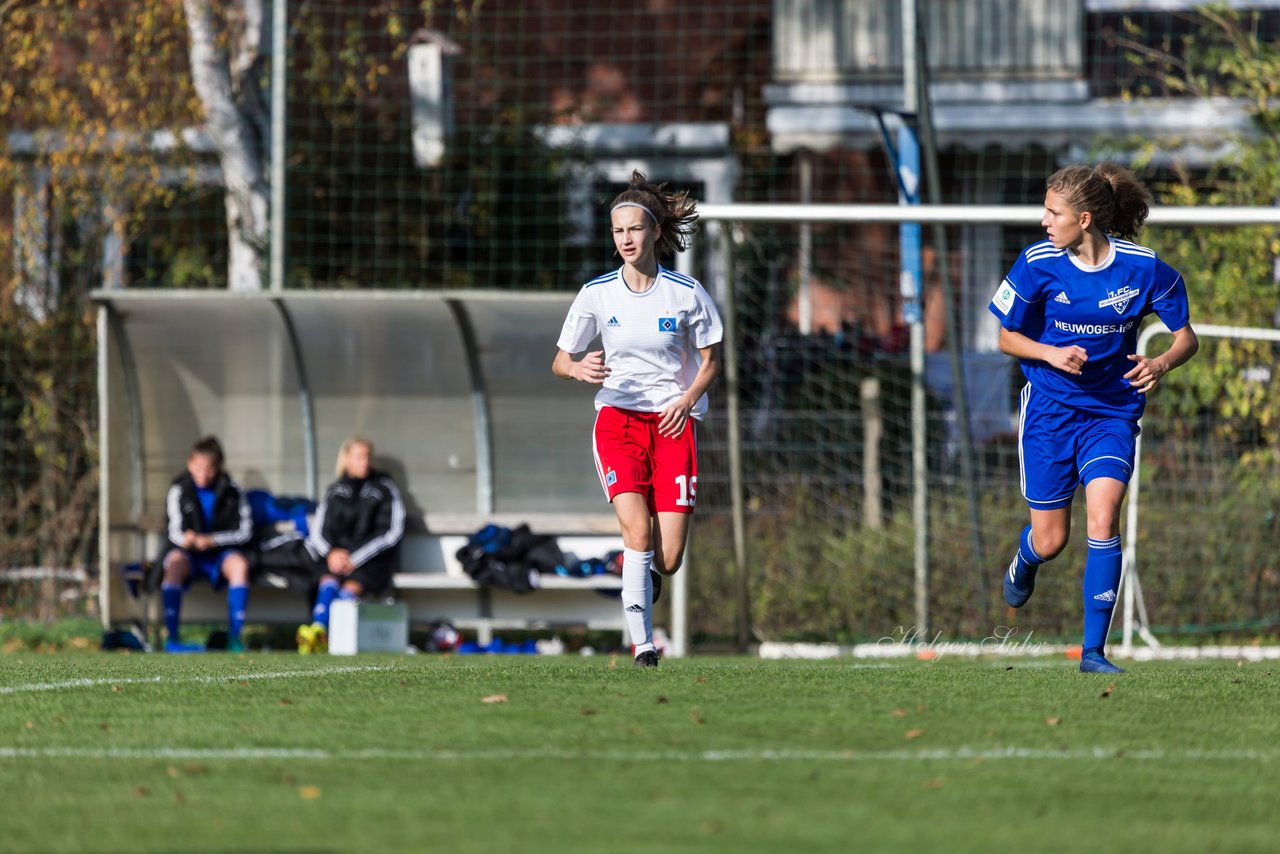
[1098,285,1138,314]
[658,317,677,333]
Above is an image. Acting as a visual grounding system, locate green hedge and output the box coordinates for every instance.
[686,477,1280,645]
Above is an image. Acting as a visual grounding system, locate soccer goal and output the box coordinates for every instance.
[1120,322,1280,658]
[690,202,1280,648]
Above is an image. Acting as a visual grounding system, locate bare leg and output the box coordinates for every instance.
[1083,477,1126,540]
[1027,506,1071,561]
[1005,506,1070,609]
[612,492,654,550]
[651,511,692,576]
[162,549,192,586]
[160,549,193,645]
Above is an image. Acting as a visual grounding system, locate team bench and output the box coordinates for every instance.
[124,513,625,647]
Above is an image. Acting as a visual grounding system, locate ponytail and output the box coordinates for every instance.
[609,170,699,256]
[1046,163,1152,240]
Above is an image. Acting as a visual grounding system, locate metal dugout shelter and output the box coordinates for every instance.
[94,290,679,645]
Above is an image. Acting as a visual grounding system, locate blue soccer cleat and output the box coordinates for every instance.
[1079,650,1125,674]
[1003,553,1038,608]
[164,639,205,654]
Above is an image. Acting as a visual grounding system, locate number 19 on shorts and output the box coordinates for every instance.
[675,474,697,507]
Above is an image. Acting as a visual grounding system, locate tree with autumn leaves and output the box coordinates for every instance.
[1112,5,1280,469]
[1,1,204,615]
[0,0,550,615]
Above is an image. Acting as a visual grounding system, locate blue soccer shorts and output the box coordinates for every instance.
[178,548,242,589]
[1017,384,1139,511]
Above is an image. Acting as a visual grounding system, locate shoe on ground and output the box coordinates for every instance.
[164,639,205,654]
[1079,650,1125,674]
[226,636,245,654]
[1003,553,1038,609]
[650,569,663,604]
[634,649,660,669]
[296,622,327,655]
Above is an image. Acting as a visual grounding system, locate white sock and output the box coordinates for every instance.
[621,547,654,655]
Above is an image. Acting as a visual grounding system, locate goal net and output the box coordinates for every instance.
[688,204,1280,650]
[1121,322,1280,657]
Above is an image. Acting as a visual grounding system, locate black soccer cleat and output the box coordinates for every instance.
[634,650,660,668]
[650,569,663,604]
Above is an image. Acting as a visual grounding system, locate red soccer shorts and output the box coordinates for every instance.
[592,406,699,515]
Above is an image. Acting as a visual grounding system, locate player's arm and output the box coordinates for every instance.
[657,343,721,438]
[1124,324,1198,394]
[209,487,253,548]
[348,478,406,568]
[307,489,334,558]
[552,348,610,383]
[990,264,1083,372]
[998,327,1087,376]
[553,289,606,383]
[166,483,194,549]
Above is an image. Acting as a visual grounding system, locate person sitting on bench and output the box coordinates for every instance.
[296,436,406,653]
[160,435,253,653]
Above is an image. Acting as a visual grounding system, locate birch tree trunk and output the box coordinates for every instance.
[182,0,271,291]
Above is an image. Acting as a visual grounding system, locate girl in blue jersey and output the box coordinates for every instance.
[989,163,1198,673]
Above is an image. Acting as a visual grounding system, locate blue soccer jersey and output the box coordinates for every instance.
[988,237,1190,420]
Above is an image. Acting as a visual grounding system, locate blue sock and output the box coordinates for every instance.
[337,587,359,602]
[227,584,249,643]
[1018,524,1044,570]
[312,578,341,628]
[1083,536,1123,654]
[162,583,184,641]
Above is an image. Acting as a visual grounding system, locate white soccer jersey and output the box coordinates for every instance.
[557,265,724,419]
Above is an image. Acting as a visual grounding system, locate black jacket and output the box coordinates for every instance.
[165,471,253,551]
[306,470,405,568]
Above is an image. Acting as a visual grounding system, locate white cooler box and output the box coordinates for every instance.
[328,600,409,655]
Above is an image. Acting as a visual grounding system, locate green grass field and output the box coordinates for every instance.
[1,653,1276,853]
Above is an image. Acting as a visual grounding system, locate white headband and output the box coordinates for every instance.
[611,202,659,224]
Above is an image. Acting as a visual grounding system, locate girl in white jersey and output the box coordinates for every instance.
[553,171,723,668]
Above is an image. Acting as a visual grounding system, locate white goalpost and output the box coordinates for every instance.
[1120,322,1280,658]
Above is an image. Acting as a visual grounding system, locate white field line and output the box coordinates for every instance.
[761,641,1280,662]
[0,745,1274,762]
[0,665,390,696]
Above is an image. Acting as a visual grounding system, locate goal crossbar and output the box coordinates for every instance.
[698,203,1280,226]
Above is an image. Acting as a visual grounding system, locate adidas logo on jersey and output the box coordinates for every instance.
[1054,292,1071,305]
[1093,589,1117,603]
[606,316,620,328]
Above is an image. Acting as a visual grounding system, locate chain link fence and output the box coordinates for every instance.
[2,1,1278,641]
